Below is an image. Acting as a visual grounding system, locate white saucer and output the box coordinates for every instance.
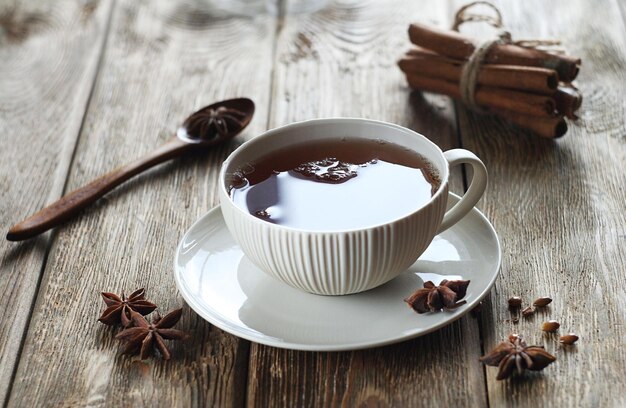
[174,193,501,351]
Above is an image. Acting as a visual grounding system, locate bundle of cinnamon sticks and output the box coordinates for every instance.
[398,22,582,138]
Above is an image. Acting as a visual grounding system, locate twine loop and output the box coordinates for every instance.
[452,1,562,111]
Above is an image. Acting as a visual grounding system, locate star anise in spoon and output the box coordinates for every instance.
[116,308,188,360]
[480,334,556,380]
[184,106,246,141]
[98,288,157,327]
[404,279,470,313]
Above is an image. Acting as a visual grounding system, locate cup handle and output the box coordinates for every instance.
[437,149,488,234]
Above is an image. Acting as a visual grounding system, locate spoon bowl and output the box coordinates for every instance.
[177,98,255,145]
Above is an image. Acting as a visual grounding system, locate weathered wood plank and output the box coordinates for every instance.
[247,1,486,406]
[452,0,626,406]
[6,1,275,406]
[0,0,113,404]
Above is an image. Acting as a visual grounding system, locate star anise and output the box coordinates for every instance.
[116,309,188,360]
[184,106,246,141]
[98,288,157,327]
[480,334,556,380]
[404,279,470,313]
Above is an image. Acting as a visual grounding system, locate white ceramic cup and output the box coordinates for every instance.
[219,118,487,295]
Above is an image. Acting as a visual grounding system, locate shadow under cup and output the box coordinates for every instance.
[218,119,454,295]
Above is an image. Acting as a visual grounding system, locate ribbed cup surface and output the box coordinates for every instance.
[220,185,448,295]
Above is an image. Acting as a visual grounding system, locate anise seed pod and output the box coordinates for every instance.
[98,288,157,327]
[116,309,189,360]
[480,334,556,380]
[404,279,470,314]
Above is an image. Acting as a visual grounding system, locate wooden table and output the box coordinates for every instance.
[1,0,624,406]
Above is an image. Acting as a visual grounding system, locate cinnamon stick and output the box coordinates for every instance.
[555,86,582,119]
[492,109,567,138]
[404,73,556,117]
[399,47,558,95]
[408,22,580,82]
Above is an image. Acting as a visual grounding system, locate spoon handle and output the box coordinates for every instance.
[7,138,193,241]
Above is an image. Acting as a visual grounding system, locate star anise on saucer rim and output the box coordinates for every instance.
[98,288,157,327]
[185,106,246,141]
[480,334,556,380]
[404,279,470,313]
[116,308,188,360]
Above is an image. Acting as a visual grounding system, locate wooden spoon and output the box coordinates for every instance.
[7,98,255,241]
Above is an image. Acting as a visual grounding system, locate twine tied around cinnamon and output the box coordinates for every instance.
[452,1,562,111]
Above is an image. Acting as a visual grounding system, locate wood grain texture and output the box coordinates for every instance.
[0,0,113,404]
[3,0,624,406]
[6,0,275,406]
[452,0,626,406]
[246,1,486,406]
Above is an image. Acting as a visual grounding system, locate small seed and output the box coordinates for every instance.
[542,320,560,332]
[559,334,579,345]
[521,306,535,317]
[508,296,523,308]
[533,297,553,307]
